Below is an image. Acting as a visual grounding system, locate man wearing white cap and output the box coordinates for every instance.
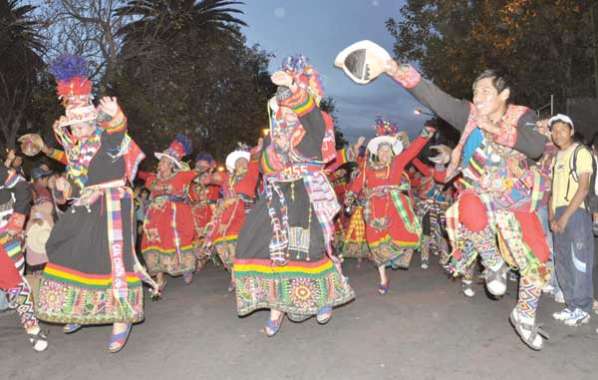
[549,114,595,327]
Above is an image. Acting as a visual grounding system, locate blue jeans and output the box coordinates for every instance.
[0,290,8,311]
[537,206,560,292]
[554,207,595,312]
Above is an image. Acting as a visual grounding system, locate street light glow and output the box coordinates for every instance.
[414,108,434,117]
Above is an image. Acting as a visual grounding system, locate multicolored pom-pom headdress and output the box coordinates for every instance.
[366,117,403,155]
[155,134,193,169]
[49,55,97,127]
[279,55,324,105]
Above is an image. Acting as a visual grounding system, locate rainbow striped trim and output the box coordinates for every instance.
[48,148,67,164]
[142,244,194,255]
[101,110,126,134]
[368,235,419,249]
[43,263,141,289]
[234,258,334,278]
[282,89,316,118]
[260,150,276,175]
[0,234,22,259]
[213,235,238,245]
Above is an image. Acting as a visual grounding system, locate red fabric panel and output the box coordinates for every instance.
[0,246,21,290]
[514,211,550,263]
[458,192,488,232]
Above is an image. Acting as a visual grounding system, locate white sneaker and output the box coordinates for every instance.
[462,280,475,298]
[563,309,591,327]
[554,291,565,304]
[485,265,507,297]
[421,261,429,270]
[553,308,573,321]
[542,284,555,294]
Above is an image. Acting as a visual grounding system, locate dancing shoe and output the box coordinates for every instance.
[63,323,82,334]
[378,280,390,295]
[484,264,508,297]
[108,324,132,353]
[265,313,284,337]
[183,272,193,285]
[28,328,48,352]
[316,306,333,325]
[509,309,548,351]
[421,260,429,270]
[462,280,475,298]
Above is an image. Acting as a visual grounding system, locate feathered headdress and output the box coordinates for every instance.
[367,117,403,156]
[281,55,324,104]
[155,134,193,169]
[49,55,92,101]
[374,117,399,137]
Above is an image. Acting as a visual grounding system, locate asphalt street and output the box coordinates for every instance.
[2,255,598,380]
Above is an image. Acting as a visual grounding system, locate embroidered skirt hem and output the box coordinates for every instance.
[233,258,355,316]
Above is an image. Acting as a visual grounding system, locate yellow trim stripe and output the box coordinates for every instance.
[235,260,333,274]
[45,266,140,286]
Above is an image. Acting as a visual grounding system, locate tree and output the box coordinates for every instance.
[387,1,596,111]
[112,1,273,163]
[0,0,47,151]
[320,96,348,149]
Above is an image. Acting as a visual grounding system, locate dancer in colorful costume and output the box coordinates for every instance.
[0,165,48,352]
[335,41,550,350]
[233,56,355,336]
[202,143,261,291]
[411,157,451,269]
[35,55,154,353]
[189,152,217,271]
[140,135,197,288]
[345,118,435,294]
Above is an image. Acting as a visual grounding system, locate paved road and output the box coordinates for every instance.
[2,256,598,380]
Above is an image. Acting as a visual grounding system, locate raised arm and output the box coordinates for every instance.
[388,63,470,132]
[392,126,436,172]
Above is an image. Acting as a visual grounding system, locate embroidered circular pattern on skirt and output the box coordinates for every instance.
[289,278,319,309]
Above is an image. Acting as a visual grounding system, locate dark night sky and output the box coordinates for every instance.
[240,0,431,142]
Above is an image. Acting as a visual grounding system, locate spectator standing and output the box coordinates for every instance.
[549,114,595,326]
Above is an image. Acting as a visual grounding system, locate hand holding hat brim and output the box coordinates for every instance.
[334,40,392,85]
[429,145,451,165]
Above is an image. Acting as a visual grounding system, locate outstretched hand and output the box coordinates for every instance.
[98,96,119,117]
[271,71,294,88]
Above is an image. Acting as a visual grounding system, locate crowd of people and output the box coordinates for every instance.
[1,43,598,354]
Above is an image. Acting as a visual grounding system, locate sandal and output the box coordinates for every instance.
[264,313,284,337]
[378,280,390,295]
[151,278,167,301]
[28,329,49,352]
[509,309,549,351]
[316,306,333,325]
[108,324,132,353]
[63,323,82,334]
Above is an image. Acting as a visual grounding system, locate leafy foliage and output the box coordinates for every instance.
[387,0,596,111]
